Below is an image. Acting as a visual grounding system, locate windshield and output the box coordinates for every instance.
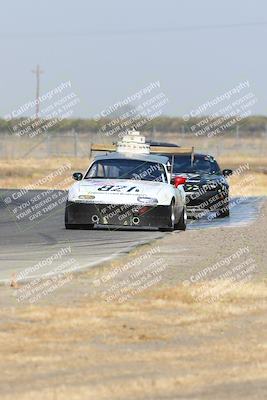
[85,159,167,183]
[171,155,221,174]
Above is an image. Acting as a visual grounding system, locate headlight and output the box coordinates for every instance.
[137,196,158,205]
[78,194,95,200]
[68,189,79,201]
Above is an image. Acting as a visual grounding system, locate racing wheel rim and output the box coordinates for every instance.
[170,202,175,228]
[184,207,187,225]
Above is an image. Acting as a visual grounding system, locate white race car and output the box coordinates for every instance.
[65,132,187,231]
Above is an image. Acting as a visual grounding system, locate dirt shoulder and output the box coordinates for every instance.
[0,202,266,400]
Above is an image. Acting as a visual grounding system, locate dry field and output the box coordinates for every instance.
[0,157,87,190]
[0,155,266,195]
[0,280,266,400]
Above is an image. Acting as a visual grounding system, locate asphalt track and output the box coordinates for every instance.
[0,189,264,282]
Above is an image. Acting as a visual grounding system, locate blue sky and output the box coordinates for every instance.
[0,0,266,118]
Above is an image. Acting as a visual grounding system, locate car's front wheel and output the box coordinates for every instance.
[217,199,230,218]
[217,208,230,218]
[159,201,177,232]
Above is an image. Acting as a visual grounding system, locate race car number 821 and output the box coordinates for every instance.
[97,185,139,193]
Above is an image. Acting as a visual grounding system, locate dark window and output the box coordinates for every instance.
[170,155,221,174]
[85,159,167,182]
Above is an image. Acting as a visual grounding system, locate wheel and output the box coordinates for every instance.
[159,201,176,232]
[217,208,230,218]
[216,200,230,218]
[174,206,187,230]
[65,205,94,229]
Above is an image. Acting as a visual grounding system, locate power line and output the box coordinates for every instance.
[1,21,267,38]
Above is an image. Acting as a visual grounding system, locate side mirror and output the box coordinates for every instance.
[73,172,83,181]
[222,169,233,177]
[172,176,187,188]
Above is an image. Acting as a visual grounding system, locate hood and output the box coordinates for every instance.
[68,179,170,205]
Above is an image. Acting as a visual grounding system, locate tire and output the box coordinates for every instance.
[217,208,230,218]
[174,206,187,230]
[65,204,94,230]
[216,200,230,218]
[159,201,176,232]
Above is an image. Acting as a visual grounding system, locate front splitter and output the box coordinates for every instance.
[66,201,172,228]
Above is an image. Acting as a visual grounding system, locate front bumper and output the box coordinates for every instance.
[66,201,172,228]
[185,189,229,218]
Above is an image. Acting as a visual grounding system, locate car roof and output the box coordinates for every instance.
[173,153,215,159]
[93,152,169,164]
[194,153,215,159]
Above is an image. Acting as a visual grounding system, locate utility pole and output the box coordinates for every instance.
[32,64,44,119]
[236,124,239,141]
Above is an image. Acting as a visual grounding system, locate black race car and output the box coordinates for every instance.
[171,153,232,219]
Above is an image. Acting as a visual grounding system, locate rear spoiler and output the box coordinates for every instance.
[150,146,194,155]
[89,143,195,165]
[90,143,116,154]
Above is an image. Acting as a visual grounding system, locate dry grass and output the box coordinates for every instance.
[219,155,267,170]
[1,156,266,195]
[0,280,267,399]
[0,135,266,195]
[0,157,89,189]
[229,171,267,196]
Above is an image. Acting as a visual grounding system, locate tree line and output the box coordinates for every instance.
[0,116,266,135]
